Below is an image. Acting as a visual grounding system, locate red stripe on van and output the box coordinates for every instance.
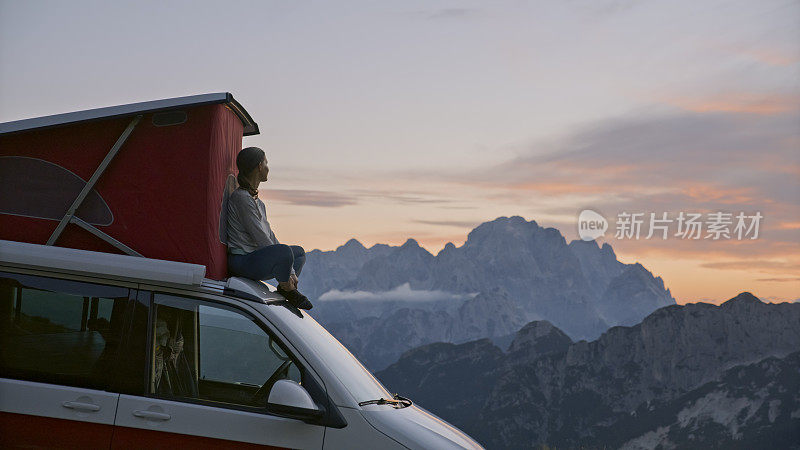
[0,411,114,449]
[111,425,290,449]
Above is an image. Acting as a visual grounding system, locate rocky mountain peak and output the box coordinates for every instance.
[337,238,366,252]
[722,291,763,307]
[438,241,457,255]
[595,261,675,326]
[600,242,616,258]
[511,215,530,226]
[618,262,666,288]
[393,338,503,369]
[507,320,572,354]
[400,238,421,249]
[568,238,622,270]
[515,320,560,339]
[568,239,600,250]
[628,261,648,275]
[465,216,539,245]
[395,238,433,258]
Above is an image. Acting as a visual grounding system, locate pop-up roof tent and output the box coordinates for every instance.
[0,93,259,280]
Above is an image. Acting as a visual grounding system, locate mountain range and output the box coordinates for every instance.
[375,293,800,449]
[302,216,675,370]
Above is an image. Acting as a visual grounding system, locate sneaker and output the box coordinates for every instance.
[276,285,313,310]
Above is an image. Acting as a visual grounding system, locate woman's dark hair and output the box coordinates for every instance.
[236,146,265,196]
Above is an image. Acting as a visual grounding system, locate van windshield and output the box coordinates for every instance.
[263,303,392,403]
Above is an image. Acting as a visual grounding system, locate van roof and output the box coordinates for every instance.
[0,92,259,136]
[0,239,276,302]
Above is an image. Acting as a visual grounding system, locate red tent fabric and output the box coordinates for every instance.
[0,93,259,280]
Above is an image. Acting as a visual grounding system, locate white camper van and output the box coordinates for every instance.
[0,240,484,449]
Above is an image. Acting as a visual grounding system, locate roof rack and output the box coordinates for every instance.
[0,239,205,286]
[0,239,285,305]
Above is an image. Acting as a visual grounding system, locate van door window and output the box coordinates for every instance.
[0,271,129,390]
[151,293,302,409]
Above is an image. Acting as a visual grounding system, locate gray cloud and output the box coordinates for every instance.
[456,106,800,249]
[400,8,482,20]
[495,109,799,187]
[440,205,478,210]
[349,188,454,205]
[700,260,800,274]
[385,195,449,204]
[413,219,481,228]
[427,8,480,19]
[264,189,358,208]
[573,0,642,16]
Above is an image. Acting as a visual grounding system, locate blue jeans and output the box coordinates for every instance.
[228,244,305,283]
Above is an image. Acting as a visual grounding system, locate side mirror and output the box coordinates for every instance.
[267,379,325,421]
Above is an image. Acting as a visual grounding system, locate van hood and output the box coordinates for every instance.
[360,404,484,450]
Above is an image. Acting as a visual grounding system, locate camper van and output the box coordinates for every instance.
[0,94,483,449]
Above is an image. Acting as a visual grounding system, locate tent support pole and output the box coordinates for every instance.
[46,115,143,247]
[70,216,143,257]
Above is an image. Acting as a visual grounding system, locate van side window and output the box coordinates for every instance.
[0,271,129,390]
[151,293,302,409]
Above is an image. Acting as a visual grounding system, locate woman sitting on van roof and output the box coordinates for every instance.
[226,147,312,310]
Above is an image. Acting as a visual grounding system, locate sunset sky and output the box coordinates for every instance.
[1,0,798,304]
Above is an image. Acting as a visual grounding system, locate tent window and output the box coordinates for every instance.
[152,110,187,127]
[0,156,113,226]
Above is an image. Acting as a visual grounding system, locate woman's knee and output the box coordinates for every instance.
[277,244,294,258]
[254,243,293,260]
[289,245,305,276]
[249,244,295,269]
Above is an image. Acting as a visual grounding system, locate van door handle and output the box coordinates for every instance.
[133,410,172,421]
[62,401,101,412]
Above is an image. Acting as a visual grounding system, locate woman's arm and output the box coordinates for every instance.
[230,193,275,248]
[230,192,296,276]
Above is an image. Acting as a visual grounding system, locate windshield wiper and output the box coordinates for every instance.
[393,394,412,406]
[358,393,412,408]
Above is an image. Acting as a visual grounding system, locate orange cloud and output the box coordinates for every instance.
[504,181,603,195]
[496,179,762,205]
[545,161,644,176]
[756,277,800,283]
[750,161,800,177]
[700,259,800,273]
[729,46,800,67]
[264,189,358,208]
[775,221,800,230]
[664,93,800,115]
[680,183,758,204]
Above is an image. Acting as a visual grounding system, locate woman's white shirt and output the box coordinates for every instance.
[226,188,279,253]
